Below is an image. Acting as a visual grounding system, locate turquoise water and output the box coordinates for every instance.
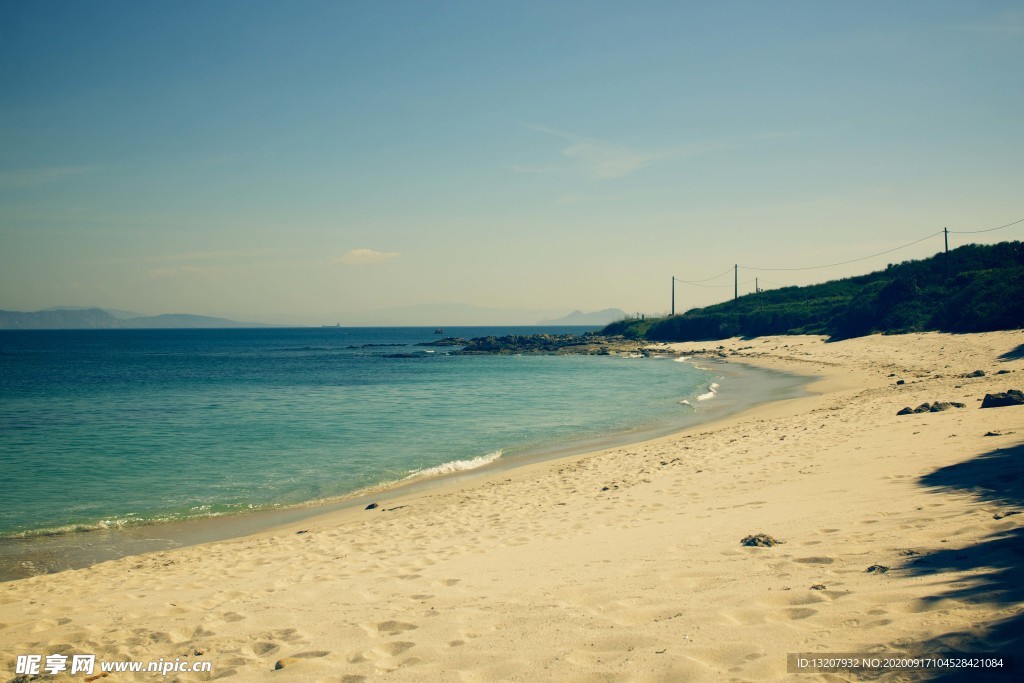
[0,327,720,539]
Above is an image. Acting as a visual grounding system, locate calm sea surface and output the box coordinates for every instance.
[0,327,722,539]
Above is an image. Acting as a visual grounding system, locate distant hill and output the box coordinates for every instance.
[0,308,121,329]
[42,305,143,320]
[0,308,271,329]
[119,314,270,329]
[538,308,628,325]
[603,241,1024,342]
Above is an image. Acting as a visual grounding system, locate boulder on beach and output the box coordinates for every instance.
[980,389,1024,409]
[898,401,966,415]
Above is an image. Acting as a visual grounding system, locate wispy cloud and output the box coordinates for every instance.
[147,248,284,263]
[520,124,717,180]
[147,265,210,279]
[0,166,100,188]
[334,248,400,265]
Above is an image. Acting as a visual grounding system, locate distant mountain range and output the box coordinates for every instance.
[0,305,630,329]
[0,308,271,329]
[537,308,628,325]
[336,303,627,326]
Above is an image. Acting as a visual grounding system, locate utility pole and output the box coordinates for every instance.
[671,276,675,316]
[756,277,759,294]
[734,264,738,301]
[944,227,949,280]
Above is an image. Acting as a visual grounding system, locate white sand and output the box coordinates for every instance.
[2,331,1022,681]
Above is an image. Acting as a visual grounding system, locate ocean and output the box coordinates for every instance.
[0,326,805,578]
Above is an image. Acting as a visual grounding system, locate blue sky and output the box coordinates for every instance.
[2,1,1022,324]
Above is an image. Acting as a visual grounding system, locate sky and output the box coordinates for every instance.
[1,0,1022,325]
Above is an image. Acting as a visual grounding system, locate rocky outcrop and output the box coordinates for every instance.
[896,401,966,415]
[981,389,1024,408]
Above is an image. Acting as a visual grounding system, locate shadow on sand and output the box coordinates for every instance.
[997,343,1024,362]
[905,442,1024,679]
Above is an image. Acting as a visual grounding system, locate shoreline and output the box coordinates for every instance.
[0,356,812,582]
[2,330,1021,681]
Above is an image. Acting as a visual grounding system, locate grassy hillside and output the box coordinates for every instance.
[603,241,1024,342]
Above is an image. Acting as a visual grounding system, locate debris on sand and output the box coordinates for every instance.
[740,533,784,547]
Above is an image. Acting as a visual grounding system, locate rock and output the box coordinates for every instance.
[274,658,302,670]
[740,533,784,547]
[810,584,827,590]
[965,370,986,378]
[365,503,379,510]
[416,337,469,347]
[996,369,1011,374]
[896,407,914,415]
[865,564,889,573]
[950,402,966,408]
[984,431,1002,437]
[912,403,932,413]
[981,390,1024,408]
[929,402,954,412]
[896,379,905,385]
[993,510,1021,520]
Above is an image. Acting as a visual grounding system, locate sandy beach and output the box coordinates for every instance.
[2,330,1022,681]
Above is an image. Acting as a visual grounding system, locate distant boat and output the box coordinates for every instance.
[434,328,444,334]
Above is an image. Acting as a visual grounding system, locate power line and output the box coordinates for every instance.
[669,215,1022,306]
[679,281,734,289]
[740,230,944,272]
[949,216,1024,235]
[673,266,734,284]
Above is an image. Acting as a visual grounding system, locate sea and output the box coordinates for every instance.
[0,326,807,579]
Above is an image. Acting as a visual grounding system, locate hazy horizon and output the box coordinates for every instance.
[3,1,1022,325]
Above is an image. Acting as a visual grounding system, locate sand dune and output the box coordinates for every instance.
[2,331,1022,681]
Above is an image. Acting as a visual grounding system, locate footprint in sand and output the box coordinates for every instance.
[377,641,415,656]
[249,641,279,656]
[377,620,418,635]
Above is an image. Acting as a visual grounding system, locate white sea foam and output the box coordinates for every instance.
[403,450,503,481]
[673,356,691,362]
[696,382,720,401]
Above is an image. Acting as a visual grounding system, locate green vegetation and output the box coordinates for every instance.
[603,241,1024,342]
